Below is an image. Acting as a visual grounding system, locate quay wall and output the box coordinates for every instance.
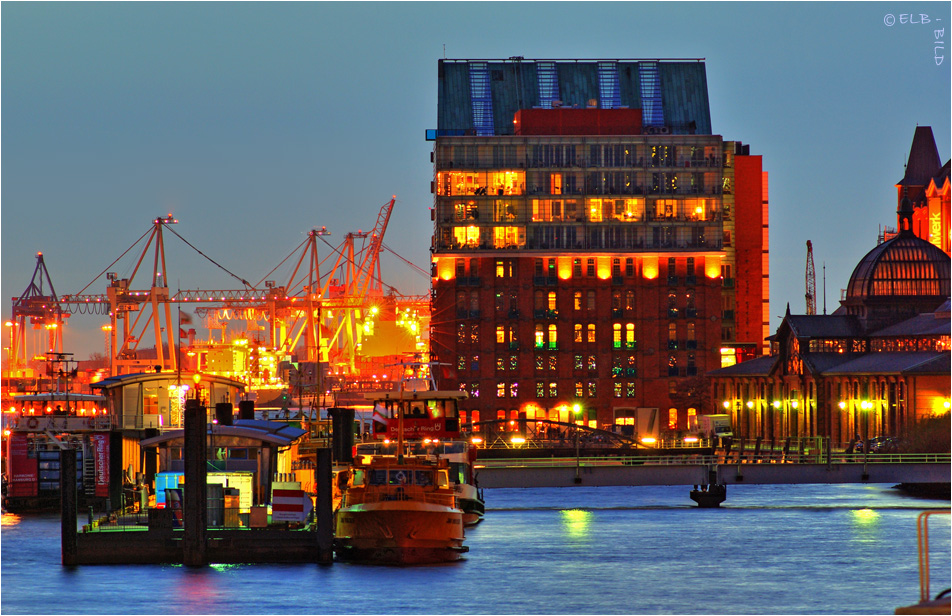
[73,529,320,565]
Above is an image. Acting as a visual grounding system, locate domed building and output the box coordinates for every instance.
[708,128,950,450]
[841,195,951,331]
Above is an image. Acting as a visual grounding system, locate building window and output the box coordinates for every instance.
[548,324,558,349]
[614,383,623,398]
[625,258,634,277]
[573,259,582,277]
[668,323,678,349]
[457,355,466,372]
[587,258,596,277]
[511,382,518,398]
[668,292,679,318]
[587,355,597,371]
[456,258,466,278]
[536,382,545,397]
[575,381,584,397]
[535,355,544,371]
[574,354,583,370]
[496,357,506,371]
[625,290,635,310]
[497,383,506,398]
[587,291,596,310]
[574,324,583,343]
[668,355,679,377]
[626,382,636,397]
[510,355,518,371]
[574,291,582,311]
[470,382,480,398]
[471,355,480,372]
[612,258,622,277]
[613,324,622,349]
[497,326,505,344]
[548,356,558,371]
[668,408,678,430]
[458,323,467,344]
[548,382,558,398]
[587,381,597,397]
[587,324,596,343]
[625,323,635,349]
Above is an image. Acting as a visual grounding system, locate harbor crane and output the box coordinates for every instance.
[805,240,816,316]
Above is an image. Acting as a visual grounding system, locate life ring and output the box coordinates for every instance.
[26,417,38,430]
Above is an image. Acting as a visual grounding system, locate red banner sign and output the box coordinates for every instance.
[92,433,110,497]
[8,435,37,497]
[385,418,457,440]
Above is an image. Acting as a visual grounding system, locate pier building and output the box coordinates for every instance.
[426,58,769,434]
[709,128,951,446]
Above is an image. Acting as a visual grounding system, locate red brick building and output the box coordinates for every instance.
[427,59,768,435]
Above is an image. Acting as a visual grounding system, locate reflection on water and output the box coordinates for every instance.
[1,484,948,615]
[560,508,592,541]
[2,512,22,526]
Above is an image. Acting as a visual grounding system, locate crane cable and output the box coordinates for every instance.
[165,225,253,289]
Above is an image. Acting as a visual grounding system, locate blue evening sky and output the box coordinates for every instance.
[2,2,950,359]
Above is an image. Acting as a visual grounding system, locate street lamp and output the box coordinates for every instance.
[573,403,582,484]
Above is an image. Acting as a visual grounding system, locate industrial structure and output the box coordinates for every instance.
[4,198,429,408]
[426,58,769,434]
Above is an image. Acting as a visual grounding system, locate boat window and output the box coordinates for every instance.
[369,470,390,485]
[437,470,449,488]
[413,471,433,486]
[352,469,365,485]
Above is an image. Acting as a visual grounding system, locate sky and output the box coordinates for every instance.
[2,1,950,361]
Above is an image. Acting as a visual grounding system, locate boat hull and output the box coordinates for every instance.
[335,501,467,565]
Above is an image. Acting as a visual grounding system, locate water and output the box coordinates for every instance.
[2,484,949,615]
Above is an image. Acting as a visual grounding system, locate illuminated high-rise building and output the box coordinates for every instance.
[426,58,768,433]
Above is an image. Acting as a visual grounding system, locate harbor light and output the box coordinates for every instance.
[746,400,754,409]
[723,400,730,409]
[640,437,657,445]
[510,436,526,445]
[791,400,799,409]
[839,401,847,410]
[772,400,781,409]
[471,436,483,445]
[683,435,699,443]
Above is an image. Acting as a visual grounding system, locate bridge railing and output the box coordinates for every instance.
[475,452,951,469]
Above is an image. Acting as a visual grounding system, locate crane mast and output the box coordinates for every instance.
[805,240,817,316]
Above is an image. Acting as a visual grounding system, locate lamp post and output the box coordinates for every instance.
[861,400,871,479]
[573,403,582,484]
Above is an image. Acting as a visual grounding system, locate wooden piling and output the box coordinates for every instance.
[316,448,334,564]
[60,448,77,566]
[183,399,207,567]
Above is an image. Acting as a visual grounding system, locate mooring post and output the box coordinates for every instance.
[183,399,208,567]
[315,448,334,564]
[60,447,78,566]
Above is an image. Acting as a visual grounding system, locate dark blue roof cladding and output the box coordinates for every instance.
[437,62,473,133]
[660,62,712,134]
[437,59,712,136]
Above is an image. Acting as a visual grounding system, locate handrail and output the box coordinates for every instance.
[917,510,950,602]
[475,452,952,469]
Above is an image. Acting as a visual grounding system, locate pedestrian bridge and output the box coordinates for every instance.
[474,452,951,489]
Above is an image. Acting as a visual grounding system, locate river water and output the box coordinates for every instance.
[1,483,949,615]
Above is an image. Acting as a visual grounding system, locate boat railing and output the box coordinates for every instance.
[343,486,457,508]
[14,414,114,433]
